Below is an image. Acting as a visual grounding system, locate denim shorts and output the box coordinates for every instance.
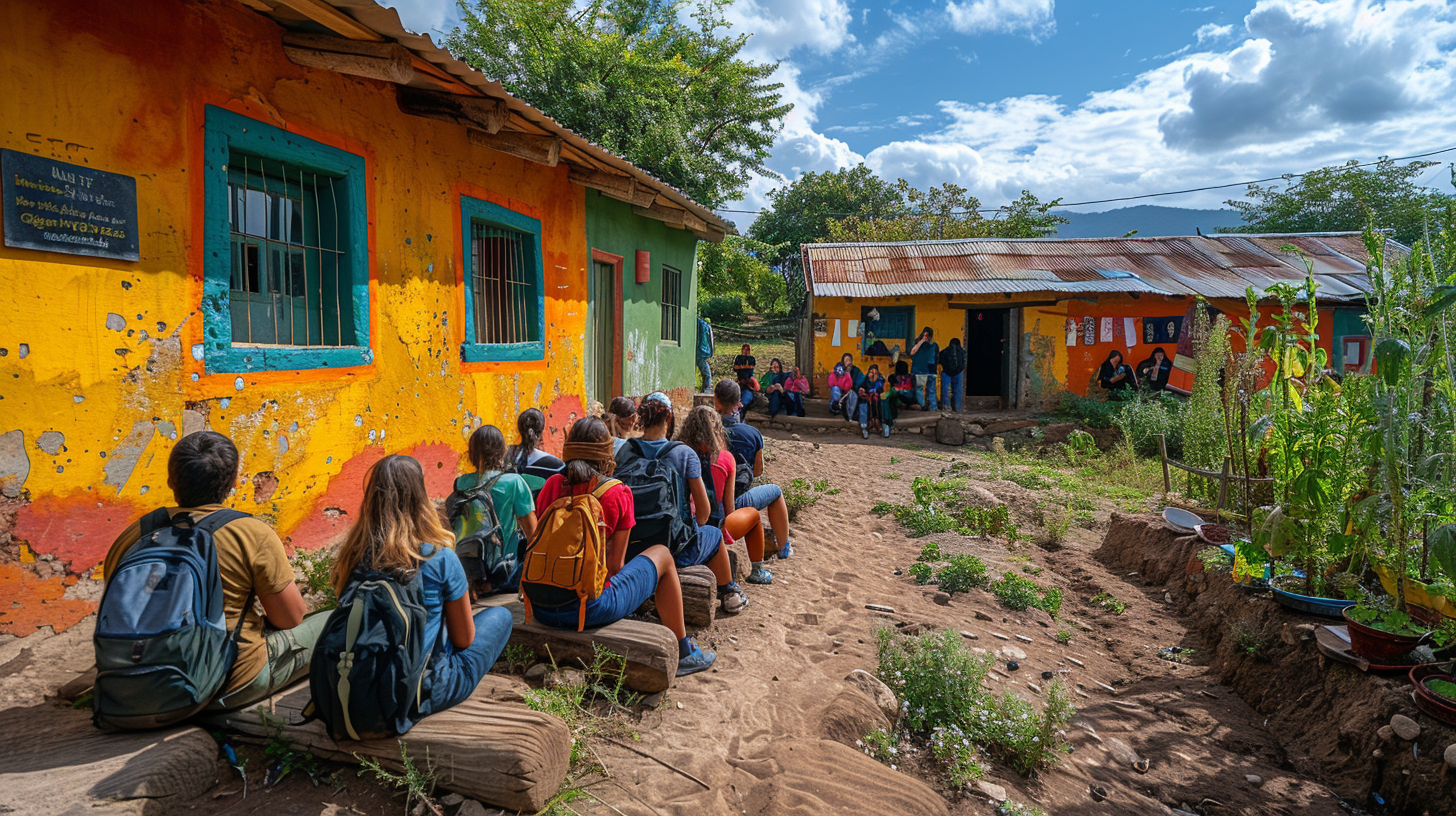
[736,483,783,512]
[673,524,723,568]
[531,555,660,631]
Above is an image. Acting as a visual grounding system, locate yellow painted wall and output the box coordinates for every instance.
[807,294,967,390]
[0,0,603,634]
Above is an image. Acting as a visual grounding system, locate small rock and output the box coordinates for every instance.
[440,793,465,807]
[641,692,665,708]
[960,630,979,640]
[975,610,994,622]
[933,592,951,606]
[866,603,896,613]
[893,569,903,575]
[846,669,901,724]
[1245,774,1263,787]
[1444,743,1456,767]
[1041,670,1054,680]
[1391,714,1421,741]
[1066,657,1085,667]
[1377,725,1395,741]
[1006,660,1020,672]
[791,433,801,440]
[1027,682,1041,694]
[523,663,549,682]
[991,632,1010,640]
[1105,737,1141,767]
[1015,634,1034,644]
[457,801,491,816]
[545,668,585,690]
[975,780,1008,803]
[999,645,1027,661]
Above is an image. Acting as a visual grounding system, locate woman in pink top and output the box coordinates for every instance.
[782,366,810,417]
[678,406,774,585]
[827,362,855,419]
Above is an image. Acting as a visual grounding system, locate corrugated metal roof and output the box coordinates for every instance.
[802,232,1398,302]
[249,0,730,235]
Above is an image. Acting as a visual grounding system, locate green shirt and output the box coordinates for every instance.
[911,340,939,374]
[455,470,534,544]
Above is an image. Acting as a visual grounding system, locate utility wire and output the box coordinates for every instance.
[713,144,1456,217]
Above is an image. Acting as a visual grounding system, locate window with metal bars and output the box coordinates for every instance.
[459,195,544,361]
[660,264,683,344]
[227,155,349,347]
[203,105,369,373]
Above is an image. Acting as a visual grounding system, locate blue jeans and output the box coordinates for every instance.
[940,372,963,412]
[698,359,712,390]
[736,483,783,511]
[741,390,756,410]
[830,385,857,418]
[767,390,783,417]
[774,392,804,417]
[419,606,514,716]
[914,373,937,410]
[531,555,659,631]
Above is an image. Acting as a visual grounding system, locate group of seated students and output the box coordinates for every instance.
[730,344,810,419]
[1098,347,1173,395]
[824,352,920,439]
[100,386,796,726]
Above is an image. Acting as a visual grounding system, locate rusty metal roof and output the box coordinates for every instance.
[803,232,1399,303]
[243,0,730,236]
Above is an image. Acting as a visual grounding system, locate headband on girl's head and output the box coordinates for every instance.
[562,440,617,476]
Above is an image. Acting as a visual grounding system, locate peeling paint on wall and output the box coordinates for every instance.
[0,430,30,499]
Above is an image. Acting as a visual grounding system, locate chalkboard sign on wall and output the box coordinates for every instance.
[2,149,140,261]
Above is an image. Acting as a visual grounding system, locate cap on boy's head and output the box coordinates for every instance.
[168,430,239,508]
[645,391,673,409]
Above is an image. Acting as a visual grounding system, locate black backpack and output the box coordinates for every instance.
[93,509,251,730]
[615,439,697,557]
[698,450,725,527]
[307,552,431,741]
[730,449,754,500]
[444,472,517,593]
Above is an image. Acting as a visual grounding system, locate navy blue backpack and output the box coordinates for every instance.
[93,508,251,730]
[615,439,697,557]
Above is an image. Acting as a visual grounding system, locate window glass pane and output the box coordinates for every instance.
[470,222,537,346]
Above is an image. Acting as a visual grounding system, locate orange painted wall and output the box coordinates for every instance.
[0,0,604,634]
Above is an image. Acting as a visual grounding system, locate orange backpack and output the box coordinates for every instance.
[520,479,622,631]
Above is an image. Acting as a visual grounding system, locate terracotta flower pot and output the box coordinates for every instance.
[1409,665,1456,726]
[1342,607,1432,663]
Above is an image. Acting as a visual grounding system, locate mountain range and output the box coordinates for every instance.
[1053,205,1245,239]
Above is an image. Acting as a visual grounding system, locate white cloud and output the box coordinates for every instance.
[725,0,854,61]
[1195,22,1234,42]
[945,0,1056,42]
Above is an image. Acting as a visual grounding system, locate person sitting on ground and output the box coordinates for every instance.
[626,393,749,613]
[678,405,774,585]
[856,364,886,439]
[783,366,810,418]
[1097,350,1138,395]
[453,424,538,596]
[333,454,515,717]
[760,358,789,418]
[909,327,939,410]
[882,360,919,437]
[938,337,967,412]
[508,408,565,495]
[711,379,797,560]
[603,396,638,454]
[1136,347,1172,392]
[524,417,716,676]
[828,361,856,419]
[737,370,761,411]
[100,431,323,713]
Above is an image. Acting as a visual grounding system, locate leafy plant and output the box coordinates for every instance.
[998,803,1049,816]
[500,644,535,674]
[883,472,902,480]
[1054,629,1073,644]
[1090,592,1126,615]
[523,645,641,766]
[1196,546,1234,573]
[937,554,989,594]
[1426,678,1456,701]
[1053,391,1119,429]
[992,573,1040,611]
[918,542,944,562]
[961,504,1018,540]
[928,724,984,787]
[358,743,437,815]
[783,477,833,521]
[1114,392,1183,459]
[1232,623,1263,656]
[292,547,338,611]
[909,562,935,585]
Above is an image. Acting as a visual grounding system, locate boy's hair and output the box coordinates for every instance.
[168,431,239,507]
[714,379,741,412]
[677,405,725,454]
[467,424,507,472]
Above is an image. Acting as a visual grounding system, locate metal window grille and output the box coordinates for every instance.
[470,222,537,345]
[660,265,682,344]
[227,154,347,347]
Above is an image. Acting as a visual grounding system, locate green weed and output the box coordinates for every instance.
[936,554,989,594]
[918,542,944,562]
[783,477,834,521]
[358,744,436,813]
[999,802,1049,816]
[292,547,338,611]
[883,472,902,480]
[1090,592,1126,615]
[1055,629,1073,644]
[500,643,535,674]
[909,562,935,585]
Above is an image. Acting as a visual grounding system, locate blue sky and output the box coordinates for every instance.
[384,0,1456,227]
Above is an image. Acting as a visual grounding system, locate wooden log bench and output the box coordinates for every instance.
[677,564,717,629]
[200,678,569,812]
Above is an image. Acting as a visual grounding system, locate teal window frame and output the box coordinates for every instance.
[460,195,545,362]
[201,105,371,373]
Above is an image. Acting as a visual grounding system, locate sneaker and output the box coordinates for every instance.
[747,564,774,584]
[676,642,717,677]
[777,540,793,560]
[719,583,750,614]
[862,426,870,439]
[882,425,892,438]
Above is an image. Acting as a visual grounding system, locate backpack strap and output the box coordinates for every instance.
[137,507,175,539]
[193,508,250,535]
[591,479,621,499]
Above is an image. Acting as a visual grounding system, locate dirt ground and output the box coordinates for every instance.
[1,424,1404,815]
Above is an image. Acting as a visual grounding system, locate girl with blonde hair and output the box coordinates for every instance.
[332,455,513,717]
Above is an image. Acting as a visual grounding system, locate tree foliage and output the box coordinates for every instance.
[747,165,901,264]
[826,184,1067,242]
[696,235,787,315]
[1222,158,1452,246]
[447,0,791,208]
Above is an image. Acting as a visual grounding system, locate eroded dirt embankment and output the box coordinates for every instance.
[1098,513,1456,815]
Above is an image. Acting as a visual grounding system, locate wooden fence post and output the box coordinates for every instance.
[1158,434,1171,495]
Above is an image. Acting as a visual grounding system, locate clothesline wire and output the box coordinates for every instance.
[713,145,1456,216]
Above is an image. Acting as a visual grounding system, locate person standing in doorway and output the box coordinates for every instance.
[938,337,967,412]
[910,327,939,410]
[696,317,714,391]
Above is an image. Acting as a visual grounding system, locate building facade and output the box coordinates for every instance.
[0,0,723,635]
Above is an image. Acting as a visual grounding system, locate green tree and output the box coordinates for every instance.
[696,235,787,315]
[827,182,1066,242]
[1222,158,1451,246]
[447,0,791,208]
[747,164,901,264]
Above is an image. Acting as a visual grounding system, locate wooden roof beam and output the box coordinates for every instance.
[468,128,562,167]
[567,165,656,208]
[396,87,506,133]
[282,33,414,83]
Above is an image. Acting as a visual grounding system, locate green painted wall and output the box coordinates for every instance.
[583,190,700,397]
[1331,308,1370,370]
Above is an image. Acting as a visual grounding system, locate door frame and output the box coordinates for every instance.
[958,305,1018,409]
[589,249,625,399]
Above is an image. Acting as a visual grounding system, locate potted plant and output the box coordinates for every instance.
[1410,663,1456,726]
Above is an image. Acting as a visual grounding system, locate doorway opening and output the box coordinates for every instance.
[963,307,1009,408]
[587,255,621,406]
